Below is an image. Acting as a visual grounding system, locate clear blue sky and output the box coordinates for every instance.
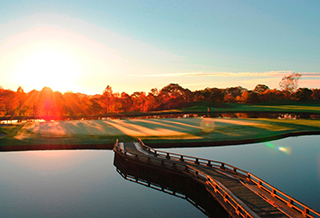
[1,0,319,94]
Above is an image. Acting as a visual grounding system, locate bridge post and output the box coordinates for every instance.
[287,198,293,208]
[207,160,212,167]
[271,189,276,197]
[161,160,165,167]
[236,205,240,215]
[172,163,177,169]
[166,153,170,159]
[233,168,237,174]
[180,156,184,161]
[304,208,309,215]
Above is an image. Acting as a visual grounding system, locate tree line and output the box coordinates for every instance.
[0,73,319,118]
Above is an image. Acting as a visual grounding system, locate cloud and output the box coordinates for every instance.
[145,71,320,78]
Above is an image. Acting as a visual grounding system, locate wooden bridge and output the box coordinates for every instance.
[113,139,320,218]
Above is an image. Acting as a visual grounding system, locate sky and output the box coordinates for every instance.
[0,0,319,95]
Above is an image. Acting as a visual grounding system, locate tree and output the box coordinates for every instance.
[254,84,269,93]
[119,92,133,112]
[16,87,27,116]
[295,88,313,102]
[239,91,258,103]
[279,73,301,93]
[311,89,320,101]
[209,88,224,104]
[101,85,114,113]
[159,83,192,109]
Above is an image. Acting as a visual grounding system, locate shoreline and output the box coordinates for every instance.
[0,130,319,152]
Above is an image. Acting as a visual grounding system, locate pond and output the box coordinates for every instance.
[0,135,319,217]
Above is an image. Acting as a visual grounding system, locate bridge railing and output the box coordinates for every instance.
[247,173,320,218]
[116,140,320,218]
[114,140,258,218]
[185,165,259,218]
[138,139,249,177]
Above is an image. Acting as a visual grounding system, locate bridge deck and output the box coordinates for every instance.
[114,141,319,218]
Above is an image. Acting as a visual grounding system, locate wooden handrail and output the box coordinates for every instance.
[185,165,259,218]
[115,140,320,218]
[247,173,320,218]
[115,141,258,218]
[138,138,249,176]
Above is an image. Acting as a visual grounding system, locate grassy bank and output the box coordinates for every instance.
[178,102,320,114]
[0,117,320,150]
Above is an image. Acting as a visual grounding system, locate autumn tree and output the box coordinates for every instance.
[101,85,114,113]
[254,84,269,93]
[87,97,102,114]
[159,83,192,109]
[311,89,320,101]
[294,88,313,102]
[279,73,301,93]
[119,92,133,112]
[238,91,258,103]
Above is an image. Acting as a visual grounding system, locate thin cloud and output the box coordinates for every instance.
[145,71,320,78]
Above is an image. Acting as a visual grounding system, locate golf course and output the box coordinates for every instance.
[1,114,320,151]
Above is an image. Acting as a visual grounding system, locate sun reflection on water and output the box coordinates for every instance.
[3,150,99,173]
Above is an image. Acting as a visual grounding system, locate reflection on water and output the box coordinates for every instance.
[0,150,204,218]
[161,135,320,212]
[0,135,319,217]
[113,152,228,218]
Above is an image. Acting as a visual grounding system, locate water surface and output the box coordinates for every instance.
[162,135,320,212]
[0,150,204,218]
[0,135,319,217]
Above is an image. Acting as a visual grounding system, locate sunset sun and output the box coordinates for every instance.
[14,48,82,93]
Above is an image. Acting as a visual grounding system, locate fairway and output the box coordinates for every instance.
[0,117,317,148]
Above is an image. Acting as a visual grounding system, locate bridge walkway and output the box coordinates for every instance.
[114,140,320,218]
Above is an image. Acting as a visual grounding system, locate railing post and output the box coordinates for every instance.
[271,189,276,197]
[154,151,158,157]
[221,163,225,169]
[195,171,199,177]
[223,193,228,202]
[233,168,237,174]
[287,198,293,208]
[304,208,309,215]
[180,156,184,161]
[161,160,165,167]
[166,153,170,159]
[258,180,262,188]
[207,160,212,167]
[135,154,138,160]
[246,173,250,181]
[195,158,199,165]
[236,205,240,215]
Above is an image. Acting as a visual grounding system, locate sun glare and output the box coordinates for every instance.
[14,47,82,92]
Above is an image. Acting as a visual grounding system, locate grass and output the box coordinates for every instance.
[176,101,320,114]
[0,117,320,148]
